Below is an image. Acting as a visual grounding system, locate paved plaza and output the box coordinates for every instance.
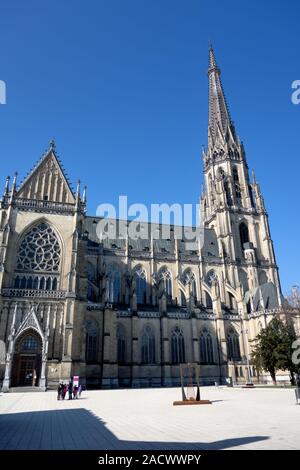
[0,386,299,450]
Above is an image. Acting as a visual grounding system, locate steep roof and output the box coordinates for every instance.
[16,141,75,203]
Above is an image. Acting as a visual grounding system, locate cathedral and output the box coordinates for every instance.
[0,48,290,391]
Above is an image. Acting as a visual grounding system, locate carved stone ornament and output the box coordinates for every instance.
[15,306,44,341]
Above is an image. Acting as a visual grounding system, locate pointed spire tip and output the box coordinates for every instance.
[208,43,218,71]
[49,139,56,151]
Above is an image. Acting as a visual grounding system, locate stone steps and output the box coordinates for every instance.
[8,386,45,393]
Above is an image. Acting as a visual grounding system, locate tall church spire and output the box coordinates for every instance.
[208,45,232,145]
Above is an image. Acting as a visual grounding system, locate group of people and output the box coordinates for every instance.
[57,381,82,400]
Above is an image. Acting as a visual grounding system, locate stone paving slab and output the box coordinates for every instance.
[0,386,299,450]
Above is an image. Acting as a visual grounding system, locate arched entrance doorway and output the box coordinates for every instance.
[11,330,42,387]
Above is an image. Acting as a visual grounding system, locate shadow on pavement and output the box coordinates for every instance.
[0,408,269,450]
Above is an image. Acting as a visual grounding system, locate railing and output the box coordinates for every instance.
[1,288,66,299]
[247,308,281,318]
[204,205,259,225]
[118,310,132,317]
[167,311,191,319]
[138,311,161,318]
[2,196,77,214]
[196,312,215,320]
[87,302,104,311]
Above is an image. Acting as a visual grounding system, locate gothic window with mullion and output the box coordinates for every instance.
[199,327,214,364]
[182,269,197,301]
[171,326,185,364]
[117,324,126,365]
[134,266,147,304]
[107,267,121,304]
[85,319,98,363]
[141,325,155,364]
[159,267,172,301]
[86,262,97,302]
[14,222,61,291]
[227,328,241,361]
[239,222,250,252]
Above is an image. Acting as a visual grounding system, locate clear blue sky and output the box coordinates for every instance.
[0,0,299,294]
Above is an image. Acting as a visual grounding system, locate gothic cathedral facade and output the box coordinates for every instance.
[0,48,291,391]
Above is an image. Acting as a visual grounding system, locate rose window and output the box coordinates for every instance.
[17,222,60,272]
[14,222,61,291]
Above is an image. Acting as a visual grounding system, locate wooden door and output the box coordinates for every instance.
[18,356,35,386]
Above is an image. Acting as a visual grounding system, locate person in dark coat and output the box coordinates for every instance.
[62,383,67,400]
[57,383,62,401]
[68,381,73,400]
[73,385,78,399]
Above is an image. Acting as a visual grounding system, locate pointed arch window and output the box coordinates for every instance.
[141,325,155,364]
[27,277,33,289]
[233,167,242,202]
[233,168,239,181]
[46,277,51,290]
[228,292,237,311]
[235,183,242,201]
[227,329,241,361]
[117,324,126,365]
[182,269,197,300]
[224,180,232,206]
[171,327,185,364]
[85,319,98,362]
[134,266,147,304]
[199,328,214,364]
[108,267,121,303]
[86,262,96,302]
[180,290,187,308]
[191,279,197,299]
[86,262,96,282]
[87,285,96,302]
[249,185,256,209]
[217,167,225,180]
[159,268,172,298]
[14,276,20,288]
[239,222,249,251]
[39,277,45,290]
[205,270,218,287]
[205,292,213,309]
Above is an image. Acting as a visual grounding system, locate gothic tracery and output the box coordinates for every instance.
[17,222,61,273]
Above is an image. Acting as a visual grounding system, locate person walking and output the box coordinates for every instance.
[57,383,62,401]
[78,384,82,398]
[73,384,78,399]
[62,383,67,400]
[68,381,73,400]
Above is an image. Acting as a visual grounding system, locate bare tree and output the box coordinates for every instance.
[287,285,300,308]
